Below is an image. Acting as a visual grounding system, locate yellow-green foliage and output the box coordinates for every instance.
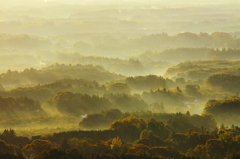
[0,63,125,88]
[203,96,240,125]
[206,74,240,92]
[164,59,240,79]
[106,83,131,94]
[110,137,122,150]
[126,75,166,91]
[109,116,146,130]
[203,96,240,116]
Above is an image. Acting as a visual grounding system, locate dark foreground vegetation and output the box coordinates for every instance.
[1,114,240,159]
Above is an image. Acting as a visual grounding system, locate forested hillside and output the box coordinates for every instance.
[1,0,240,158]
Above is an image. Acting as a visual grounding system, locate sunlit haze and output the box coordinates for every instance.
[0,0,240,158]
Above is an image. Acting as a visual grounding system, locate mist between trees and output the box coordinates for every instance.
[1,0,240,158]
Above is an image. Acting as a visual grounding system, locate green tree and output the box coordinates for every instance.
[110,137,122,151]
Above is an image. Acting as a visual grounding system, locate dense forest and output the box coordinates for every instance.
[1,0,240,158]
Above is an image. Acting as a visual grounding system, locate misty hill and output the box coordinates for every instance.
[79,109,216,133]
[55,52,171,76]
[0,64,125,89]
[53,92,147,116]
[0,33,239,77]
[125,75,166,91]
[0,78,102,103]
[203,96,240,126]
[206,74,240,93]
[164,60,240,80]
[0,34,52,50]
[0,96,46,119]
[1,32,239,57]
[53,32,240,57]
[138,48,240,64]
